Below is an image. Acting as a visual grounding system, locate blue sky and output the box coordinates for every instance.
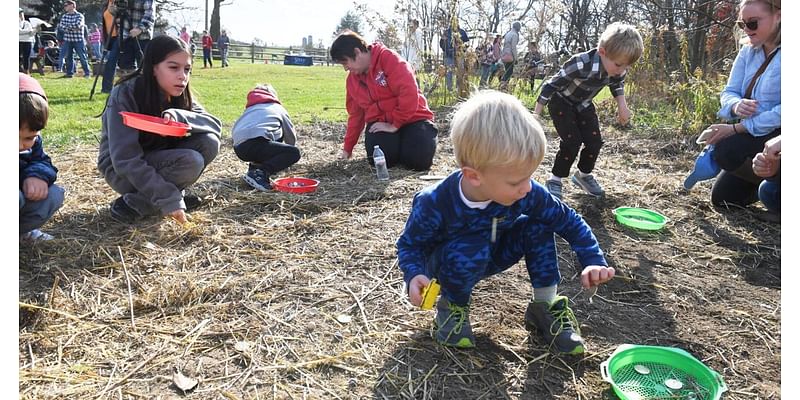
[172,0,395,47]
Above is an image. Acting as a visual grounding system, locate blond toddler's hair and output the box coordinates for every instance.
[450,90,545,172]
[598,22,644,65]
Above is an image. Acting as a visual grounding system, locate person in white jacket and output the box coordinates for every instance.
[402,19,423,73]
[19,9,36,74]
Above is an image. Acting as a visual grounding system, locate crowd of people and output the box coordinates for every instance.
[20,0,779,355]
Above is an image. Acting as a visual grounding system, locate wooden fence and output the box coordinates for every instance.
[208,43,332,66]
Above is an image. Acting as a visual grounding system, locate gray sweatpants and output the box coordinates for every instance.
[104,133,220,216]
[19,184,65,234]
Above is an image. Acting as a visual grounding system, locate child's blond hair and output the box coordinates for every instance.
[598,22,644,65]
[450,90,545,172]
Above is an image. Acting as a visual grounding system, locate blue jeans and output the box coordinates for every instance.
[758,178,780,214]
[91,42,102,59]
[425,216,559,306]
[479,63,492,87]
[19,185,65,234]
[63,40,91,76]
[58,41,74,75]
[444,55,455,91]
[101,37,120,93]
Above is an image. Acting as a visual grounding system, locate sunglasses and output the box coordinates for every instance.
[736,19,759,31]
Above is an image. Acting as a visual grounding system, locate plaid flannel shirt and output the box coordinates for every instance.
[58,11,85,42]
[537,48,625,111]
[119,0,155,41]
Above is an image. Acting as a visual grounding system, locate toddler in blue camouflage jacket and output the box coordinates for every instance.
[396,90,614,353]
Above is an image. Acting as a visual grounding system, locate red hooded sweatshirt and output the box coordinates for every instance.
[343,42,434,154]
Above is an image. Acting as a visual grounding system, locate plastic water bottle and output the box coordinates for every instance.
[373,145,390,181]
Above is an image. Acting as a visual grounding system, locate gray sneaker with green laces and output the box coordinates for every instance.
[525,295,585,354]
[571,173,605,197]
[432,297,475,348]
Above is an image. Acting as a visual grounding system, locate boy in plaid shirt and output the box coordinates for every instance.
[533,22,643,199]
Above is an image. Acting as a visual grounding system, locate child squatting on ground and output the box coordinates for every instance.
[97,35,222,225]
[20,73,66,242]
[232,84,300,191]
[396,91,615,353]
[534,22,644,200]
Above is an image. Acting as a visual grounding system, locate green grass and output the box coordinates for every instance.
[38,63,350,149]
[38,62,617,150]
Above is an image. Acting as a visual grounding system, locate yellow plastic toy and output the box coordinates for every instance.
[420,279,441,310]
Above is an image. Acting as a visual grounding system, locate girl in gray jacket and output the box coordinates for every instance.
[98,35,222,224]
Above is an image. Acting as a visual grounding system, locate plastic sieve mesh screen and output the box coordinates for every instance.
[613,362,711,400]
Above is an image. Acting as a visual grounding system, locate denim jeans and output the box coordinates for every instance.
[758,179,780,214]
[444,55,455,91]
[92,42,102,59]
[101,37,120,93]
[19,185,65,234]
[63,40,91,76]
[58,41,75,75]
[479,63,492,87]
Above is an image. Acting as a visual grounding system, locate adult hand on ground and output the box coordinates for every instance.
[704,124,736,145]
[169,209,188,224]
[129,27,142,38]
[580,265,615,289]
[337,149,351,160]
[752,153,779,178]
[368,122,398,133]
[23,177,49,202]
[734,99,758,118]
[408,274,431,307]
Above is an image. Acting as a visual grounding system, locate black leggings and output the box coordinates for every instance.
[234,137,300,174]
[711,128,780,207]
[548,94,603,177]
[364,119,438,171]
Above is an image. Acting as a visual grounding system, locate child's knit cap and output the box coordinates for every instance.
[19,73,47,101]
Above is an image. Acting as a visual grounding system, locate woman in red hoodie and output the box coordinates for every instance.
[330,31,438,171]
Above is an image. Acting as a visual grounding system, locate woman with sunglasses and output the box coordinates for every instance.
[699,0,780,216]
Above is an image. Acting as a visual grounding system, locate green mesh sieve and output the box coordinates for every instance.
[613,362,711,400]
[600,344,728,400]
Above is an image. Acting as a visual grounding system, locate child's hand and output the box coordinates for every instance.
[169,209,188,224]
[408,274,431,307]
[581,265,615,289]
[337,149,351,160]
[23,177,49,202]
[617,107,632,125]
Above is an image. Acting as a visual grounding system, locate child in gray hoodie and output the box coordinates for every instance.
[232,84,300,191]
[98,35,222,224]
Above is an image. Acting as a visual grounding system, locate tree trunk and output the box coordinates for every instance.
[210,0,222,39]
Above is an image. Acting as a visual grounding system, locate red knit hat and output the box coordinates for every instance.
[19,73,47,101]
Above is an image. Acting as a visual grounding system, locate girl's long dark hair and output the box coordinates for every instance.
[115,35,194,116]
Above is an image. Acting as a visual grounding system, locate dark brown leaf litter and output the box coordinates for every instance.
[20,119,779,399]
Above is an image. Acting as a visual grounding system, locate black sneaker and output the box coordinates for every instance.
[183,193,204,212]
[243,169,271,191]
[525,296,585,354]
[110,197,143,224]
